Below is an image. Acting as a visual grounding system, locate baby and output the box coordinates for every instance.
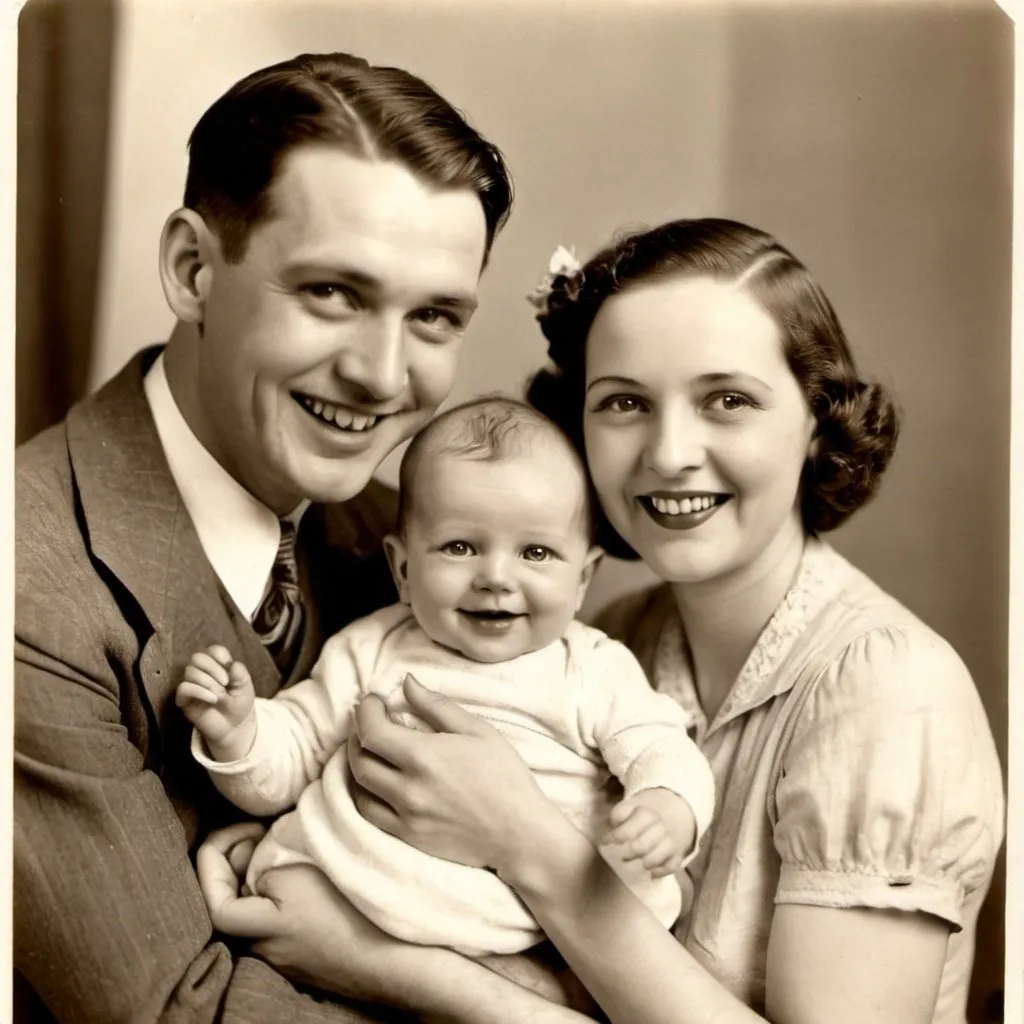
[178,397,715,957]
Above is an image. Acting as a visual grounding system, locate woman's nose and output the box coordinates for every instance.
[334,316,410,402]
[643,406,706,478]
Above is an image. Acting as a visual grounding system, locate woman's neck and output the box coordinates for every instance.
[670,523,808,723]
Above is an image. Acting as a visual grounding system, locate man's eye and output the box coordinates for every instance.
[440,540,474,557]
[414,308,463,330]
[303,283,357,307]
[521,546,553,563]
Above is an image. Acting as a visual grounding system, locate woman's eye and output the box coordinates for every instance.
[709,392,753,413]
[597,394,646,415]
[521,546,553,563]
[440,540,474,557]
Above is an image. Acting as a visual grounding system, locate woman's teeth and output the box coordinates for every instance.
[300,396,379,432]
[650,495,718,515]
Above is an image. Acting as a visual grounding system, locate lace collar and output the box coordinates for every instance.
[651,540,848,738]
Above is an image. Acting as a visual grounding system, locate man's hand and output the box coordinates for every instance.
[602,788,696,878]
[196,824,598,1022]
[176,644,257,760]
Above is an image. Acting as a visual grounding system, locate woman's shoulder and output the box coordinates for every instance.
[806,542,972,693]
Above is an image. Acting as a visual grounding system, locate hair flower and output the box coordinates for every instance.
[528,244,584,315]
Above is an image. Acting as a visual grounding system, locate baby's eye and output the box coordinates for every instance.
[440,540,474,557]
[521,545,554,563]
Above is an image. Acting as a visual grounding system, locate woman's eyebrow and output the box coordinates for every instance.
[697,371,774,392]
[585,375,645,395]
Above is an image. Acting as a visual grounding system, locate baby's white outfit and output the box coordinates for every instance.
[194,603,715,955]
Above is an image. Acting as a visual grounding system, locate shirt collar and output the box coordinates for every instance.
[651,539,845,737]
[144,351,308,619]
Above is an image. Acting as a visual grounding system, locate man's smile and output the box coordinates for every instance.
[294,392,387,433]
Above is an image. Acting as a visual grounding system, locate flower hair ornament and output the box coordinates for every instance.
[527,244,584,316]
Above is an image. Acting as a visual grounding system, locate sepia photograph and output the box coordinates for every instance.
[12,0,1015,1022]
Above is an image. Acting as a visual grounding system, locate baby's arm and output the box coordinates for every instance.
[180,622,381,815]
[577,638,715,875]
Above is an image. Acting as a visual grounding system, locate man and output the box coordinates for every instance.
[14,51,529,1022]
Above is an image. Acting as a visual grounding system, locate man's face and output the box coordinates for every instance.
[192,146,488,512]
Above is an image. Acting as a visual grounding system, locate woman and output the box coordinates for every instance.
[202,219,1003,1024]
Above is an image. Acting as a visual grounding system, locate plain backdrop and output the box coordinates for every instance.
[17,0,1014,1018]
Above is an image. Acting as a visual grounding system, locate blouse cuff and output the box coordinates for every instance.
[776,864,964,931]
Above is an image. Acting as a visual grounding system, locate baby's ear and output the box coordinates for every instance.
[575,546,605,612]
[383,534,411,604]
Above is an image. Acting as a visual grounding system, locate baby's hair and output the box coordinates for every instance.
[396,396,595,539]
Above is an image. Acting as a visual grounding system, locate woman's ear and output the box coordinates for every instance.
[575,546,605,612]
[383,534,412,605]
[158,208,217,324]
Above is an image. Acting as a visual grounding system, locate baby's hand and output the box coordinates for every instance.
[176,645,256,759]
[602,788,697,878]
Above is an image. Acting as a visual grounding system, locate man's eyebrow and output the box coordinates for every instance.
[428,292,479,313]
[282,263,478,312]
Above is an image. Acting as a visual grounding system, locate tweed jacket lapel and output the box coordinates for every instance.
[65,348,281,732]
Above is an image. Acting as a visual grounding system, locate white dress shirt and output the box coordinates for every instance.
[144,351,306,620]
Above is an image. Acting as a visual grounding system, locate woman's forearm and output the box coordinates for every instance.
[502,812,765,1024]
[390,943,594,1024]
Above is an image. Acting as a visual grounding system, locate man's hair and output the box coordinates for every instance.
[184,52,513,263]
[396,396,595,540]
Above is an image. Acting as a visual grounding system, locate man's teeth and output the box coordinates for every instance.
[650,495,718,515]
[301,396,379,431]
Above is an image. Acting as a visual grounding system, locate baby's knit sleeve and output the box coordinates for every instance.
[577,636,716,838]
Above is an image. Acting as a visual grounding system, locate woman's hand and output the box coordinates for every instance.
[348,674,567,880]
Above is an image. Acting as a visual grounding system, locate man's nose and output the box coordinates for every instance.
[334,316,409,401]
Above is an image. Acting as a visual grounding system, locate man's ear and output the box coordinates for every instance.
[575,546,605,613]
[158,208,217,324]
[383,534,412,605]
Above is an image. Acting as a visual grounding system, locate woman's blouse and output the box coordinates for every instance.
[597,540,1003,1023]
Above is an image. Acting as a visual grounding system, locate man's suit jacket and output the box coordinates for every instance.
[15,348,404,1023]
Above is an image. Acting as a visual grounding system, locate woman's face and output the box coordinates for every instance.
[583,274,816,586]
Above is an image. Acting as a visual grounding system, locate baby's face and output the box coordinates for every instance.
[392,449,599,663]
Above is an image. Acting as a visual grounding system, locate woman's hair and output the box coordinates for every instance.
[527,218,899,557]
[184,52,513,264]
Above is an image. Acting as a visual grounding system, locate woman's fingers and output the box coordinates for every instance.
[401,673,496,737]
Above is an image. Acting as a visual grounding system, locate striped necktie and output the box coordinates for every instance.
[252,519,304,674]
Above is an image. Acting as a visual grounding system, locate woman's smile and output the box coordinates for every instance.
[638,492,731,531]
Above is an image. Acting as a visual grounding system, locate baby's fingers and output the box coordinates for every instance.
[603,804,658,847]
[188,652,231,688]
[640,836,679,873]
[176,681,222,707]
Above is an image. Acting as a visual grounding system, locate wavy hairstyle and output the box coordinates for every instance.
[185,52,513,264]
[527,218,899,558]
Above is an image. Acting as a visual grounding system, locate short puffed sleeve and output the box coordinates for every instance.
[772,624,1003,930]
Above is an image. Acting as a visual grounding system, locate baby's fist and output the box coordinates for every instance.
[603,788,697,878]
